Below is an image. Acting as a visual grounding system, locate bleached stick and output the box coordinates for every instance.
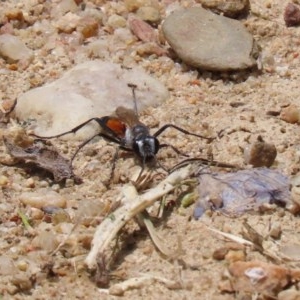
[85,165,192,269]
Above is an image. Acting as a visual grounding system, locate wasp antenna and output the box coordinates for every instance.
[135,156,146,183]
[128,83,139,116]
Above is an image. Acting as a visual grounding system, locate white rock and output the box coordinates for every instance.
[0,34,33,62]
[15,60,169,139]
[20,190,66,209]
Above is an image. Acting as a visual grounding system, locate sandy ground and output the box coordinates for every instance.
[1,0,300,299]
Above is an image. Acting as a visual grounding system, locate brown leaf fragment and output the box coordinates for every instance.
[4,137,79,183]
[128,17,157,43]
[225,261,300,296]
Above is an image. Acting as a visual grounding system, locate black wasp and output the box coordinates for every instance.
[33,84,214,181]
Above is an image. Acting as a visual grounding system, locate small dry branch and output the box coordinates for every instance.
[85,165,193,270]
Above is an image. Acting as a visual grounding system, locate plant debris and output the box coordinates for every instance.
[3,135,80,183]
[85,165,193,270]
[194,168,292,219]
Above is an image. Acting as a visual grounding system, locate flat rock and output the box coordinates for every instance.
[162,7,257,71]
[15,61,169,139]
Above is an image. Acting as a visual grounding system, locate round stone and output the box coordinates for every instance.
[162,7,257,71]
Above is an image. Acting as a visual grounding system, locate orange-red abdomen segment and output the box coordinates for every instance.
[105,117,126,138]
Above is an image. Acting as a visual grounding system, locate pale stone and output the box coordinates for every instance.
[136,6,161,24]
[15,60,169,139]
[107,14,127,29]
[0,34,33,62]
[20,190,67,209]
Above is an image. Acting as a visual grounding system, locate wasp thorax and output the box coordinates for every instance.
[133,136,159,160]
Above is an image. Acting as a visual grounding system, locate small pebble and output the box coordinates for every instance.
[24,178,35,188]
[129,16,157,42]
[225,250,245,263]
[10,274,32,291]
[16,260,29,272]
[39,180,49,188]
[244,135,277,167]
[5,9,24,22]
[0,175,9,186]
[269,222,282,239]
[31,230,59,252]
[136,6,161,24]
[30,208,44,220]
[284,3,300,27]
[20,190,66,209]
[54,222,74,234]
[51,0,78,17]
[199,0,250,18]
[124,0,157,12]
[0,34,33,62]
[77,16,99,38]
[280,104,300,124]
[52,209,71,225]
[213,247,228,260]
[55,12,80,33]
[106,14,127,29]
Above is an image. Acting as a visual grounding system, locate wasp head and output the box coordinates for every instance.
[132,136,160,161]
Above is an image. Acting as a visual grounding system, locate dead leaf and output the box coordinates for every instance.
[3,136,80,183]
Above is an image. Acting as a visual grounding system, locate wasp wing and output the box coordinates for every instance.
[115,107,143,128]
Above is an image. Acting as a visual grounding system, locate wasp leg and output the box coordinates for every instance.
[70,133,99,164]
[159,143,189,157]
[32,117,105,139]
[169,157,238,173]
[108,147,120,183]
[153,124,215,141]
[70,132,124,165]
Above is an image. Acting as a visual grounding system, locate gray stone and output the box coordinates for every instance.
[162,7,257,71]
[15,60,169,139]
